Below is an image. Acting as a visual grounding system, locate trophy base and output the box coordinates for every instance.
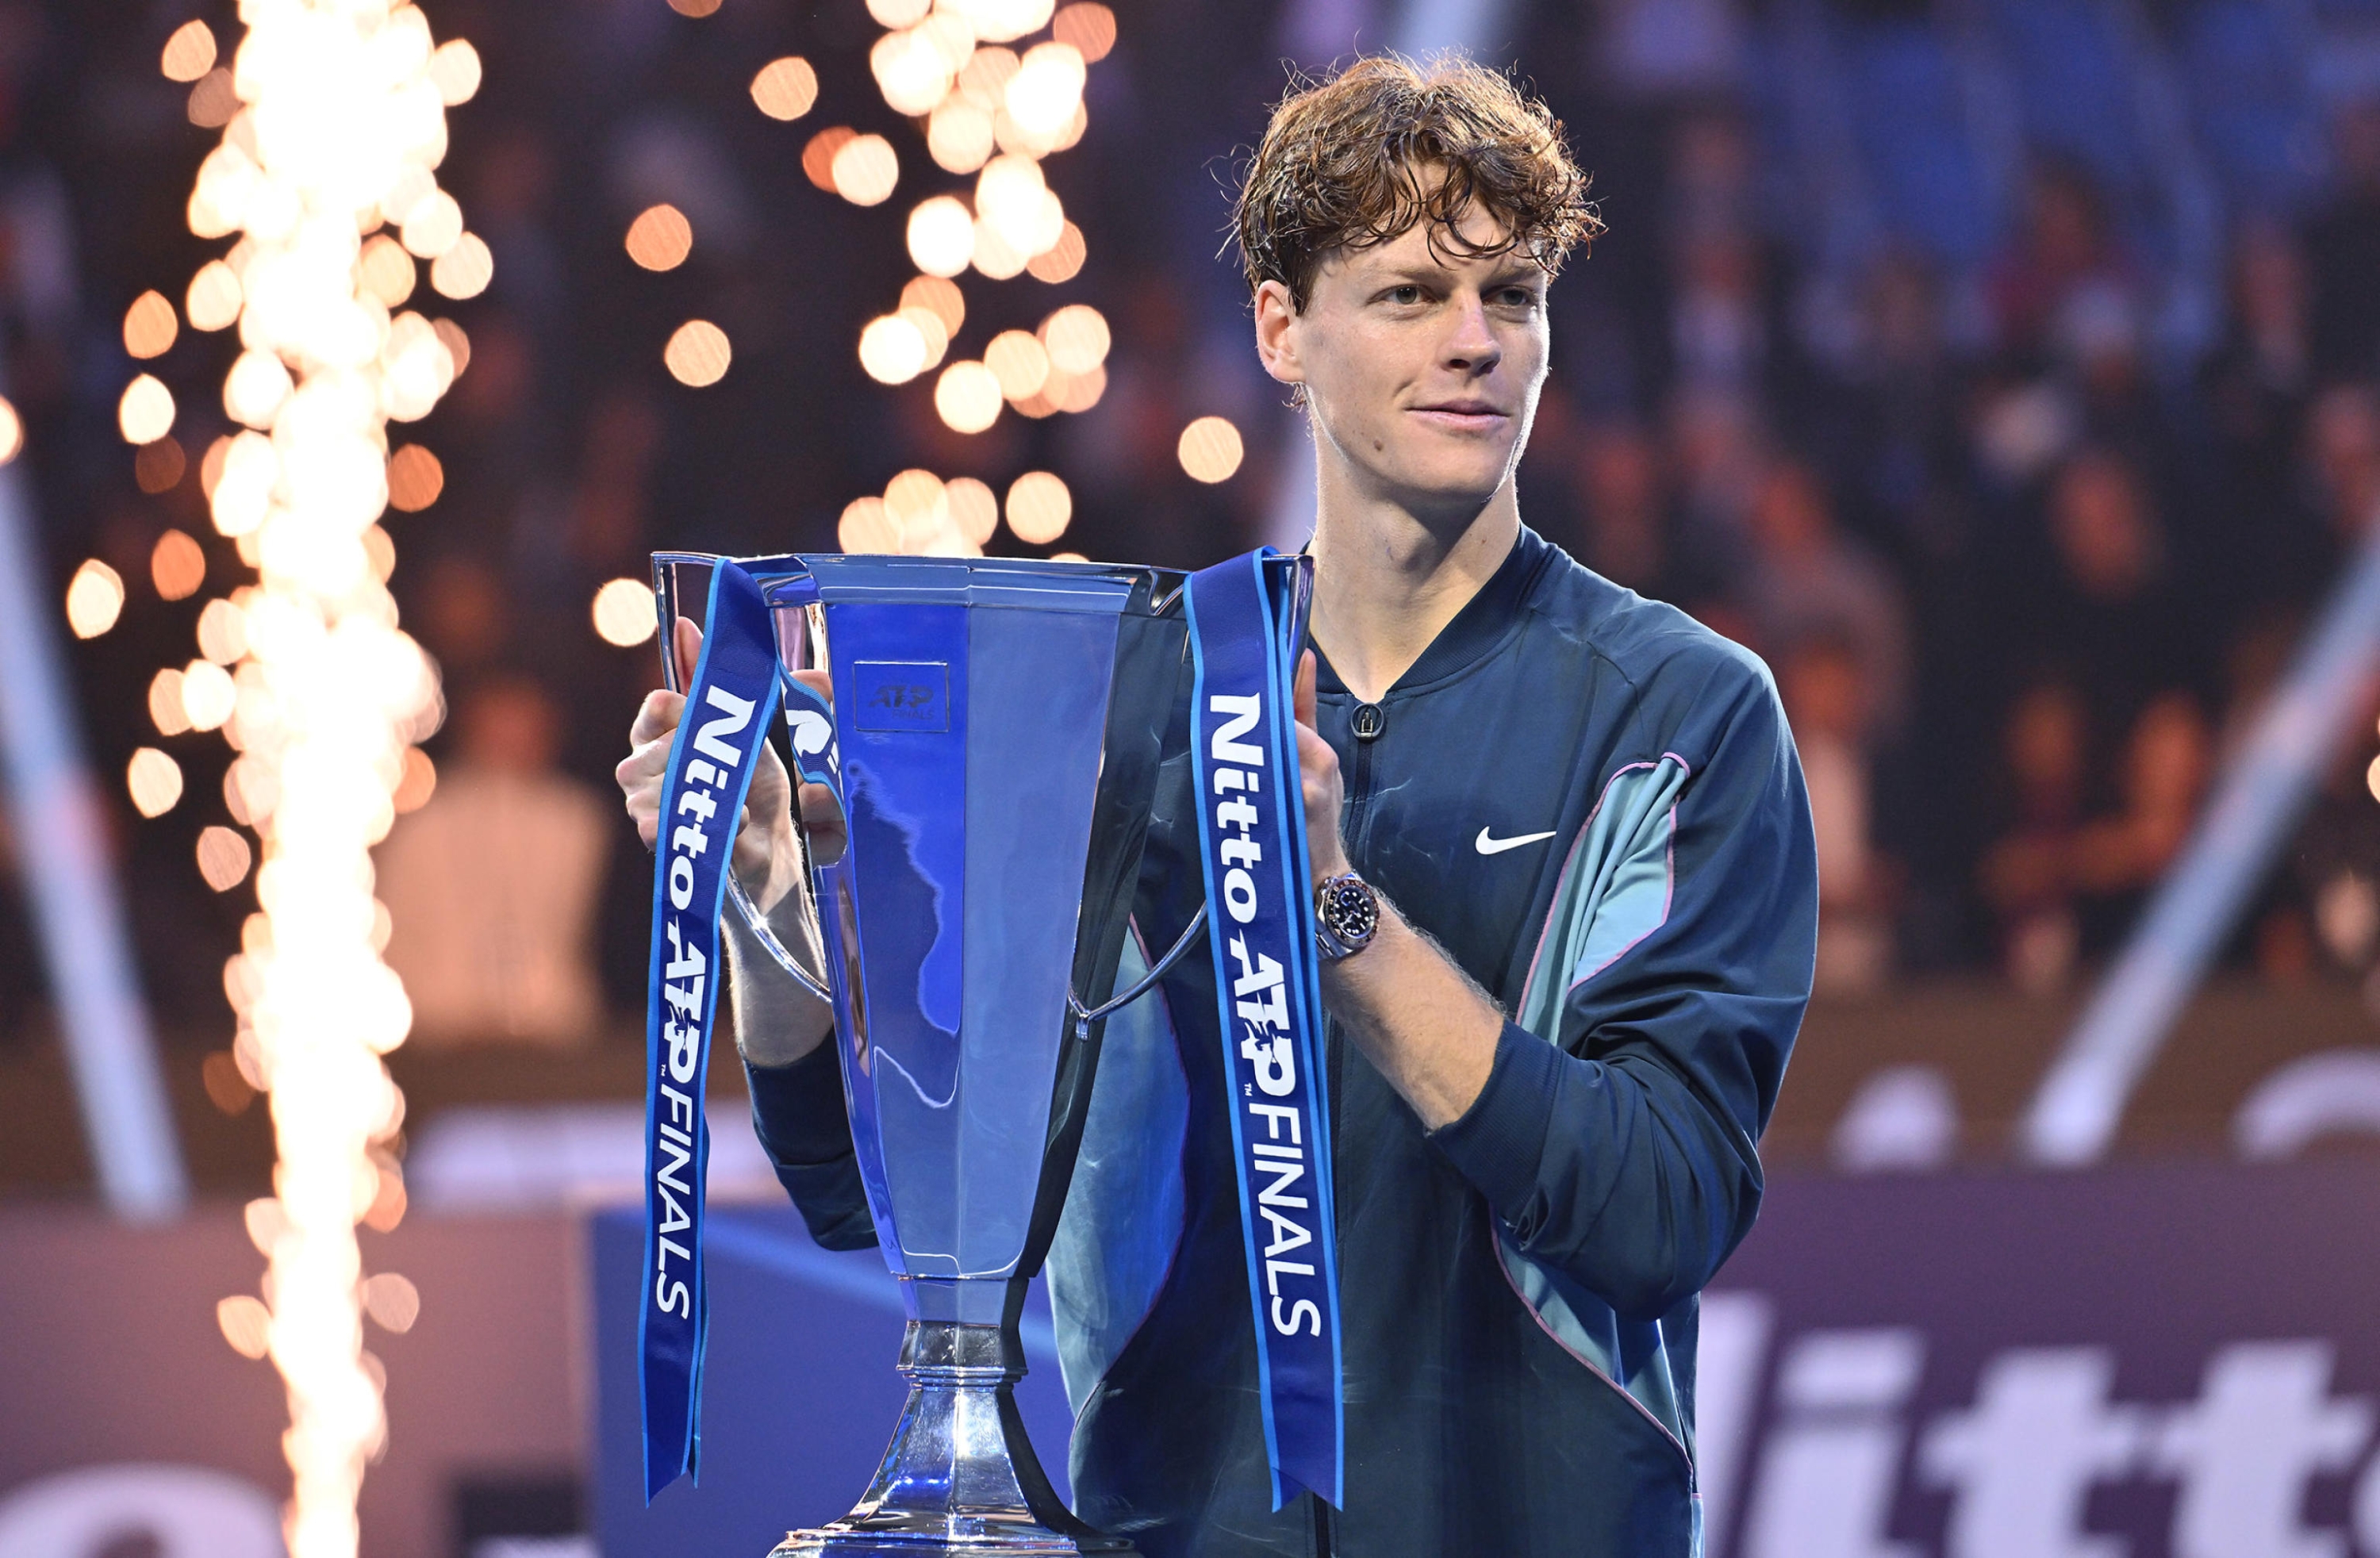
[768,1318,1133,1558]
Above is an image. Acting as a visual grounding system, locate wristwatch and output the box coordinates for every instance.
[1313,871,1380,964]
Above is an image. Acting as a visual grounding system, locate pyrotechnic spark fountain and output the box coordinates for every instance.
[149,4,478,1553]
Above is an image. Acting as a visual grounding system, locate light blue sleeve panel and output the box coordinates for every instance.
[1516,756,1691,1038]
[1045,931,1190,1418]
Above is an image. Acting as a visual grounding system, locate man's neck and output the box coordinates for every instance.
[1306,469,1521,704]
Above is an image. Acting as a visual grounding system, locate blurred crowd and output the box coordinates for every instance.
[0,0,2377,1057]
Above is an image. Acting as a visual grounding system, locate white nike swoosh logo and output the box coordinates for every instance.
[1475,827,1557,856]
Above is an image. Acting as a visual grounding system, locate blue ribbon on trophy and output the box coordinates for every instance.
[637,557,789,1500]
[636,547,1345,1529]
[1184,548,1346,1511]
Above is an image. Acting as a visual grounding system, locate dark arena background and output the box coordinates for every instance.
[2,0,2380,1553]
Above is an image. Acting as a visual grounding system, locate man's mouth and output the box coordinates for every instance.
[1410,400,1509,432]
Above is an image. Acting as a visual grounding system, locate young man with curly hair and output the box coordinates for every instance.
[621,54,1816,1558]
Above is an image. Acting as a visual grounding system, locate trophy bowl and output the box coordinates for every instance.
[654,553,1192,1556]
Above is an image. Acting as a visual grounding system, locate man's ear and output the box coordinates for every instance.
[1253,279,1303,388]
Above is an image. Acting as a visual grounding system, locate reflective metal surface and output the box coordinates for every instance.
[654,553,1187,1556]
[768,1318,1129,1556]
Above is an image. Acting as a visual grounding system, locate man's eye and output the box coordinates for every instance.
[1385,285,1423,305]
[1495,287,1538,309]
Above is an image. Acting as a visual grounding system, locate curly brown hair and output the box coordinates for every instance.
[1233,55,1602,313]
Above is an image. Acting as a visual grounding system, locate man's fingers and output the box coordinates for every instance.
[629,688,685,747]
[789,666,833,702]
[671,615,704,687]
[1294,648,1319,729]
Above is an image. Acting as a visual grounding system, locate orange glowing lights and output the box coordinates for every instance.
[1025,221,1086,283]
[1053,3,1116,62]
[119,374,176,444]
[928,100,996,175]
[152,530,207,601]
[902,274,965,336]
[803,127,857,190]
[217,1295,272,1359]
[430,233,493,299]
[0,397,20,464]
[868,0,932,24]
[400,190,465,259]
[128,747,185,818]
[135,437,187,494]
[1005,470,1073,543]
[149,669,191,736]
[186,260,243,331]
[161,20,217,82]
[831,134,900,206]
[908,197,976,278]
[66,560,125,639]
[195,825,252,892]
[947,477,998,545]
[386,446,444,512]
[1177,416,1246,483]
[985,329,1051,400]
[187,69,239,129]
[665,320,732,387]
[592,578,658,647]
[362,1273,420,1334]
[934,360,1004,433]
[667,0,723,15]
[626,205,693,271]
[357,236,417,307]
[1040,304,1110,373]
[751,57,819,121]
[429,39,482,105]
[124,291,178,359]
[839,495,898,552]
[860,313,931,386]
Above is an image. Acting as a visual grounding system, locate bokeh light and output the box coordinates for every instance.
[1004,42,1086,141]
[123,291,179,359]
[400,191,465,259]
[666,0,723,16]
[149,669,191,736]
[592,578,658,647]
[386,446,443,512]
[127,747,185,819]
[428,40,480,104]
[947,477,998,545]
[187,69,239,129]
[831,134,900,205]
[362,1273,420,1334]
[1025,221,1086,283]
[429,233,493,299]
[902,274,965,336]
[194,826,251,892]
[985,329,1050,400]
[859,313,930,386]
[750,57,818,121]
[907,197,975,278]
[1052,2,1115,61]
[665,320,732,387]
[357,236,416,307]
[186,260,243,330]
[152,530,207,601]
[899,305,950,369]
[1040,304,1110,373]
[136,436,187,494]
[179,659,236,731]
[802,127,856,191]
[161,19,217,82]
[1005,470,1072,543]
[839,495,898,553]
[625,205,693,271]
[119,374,175,444]
[0,396,19,464]
[927,100,996,174]
[65,560,125,639]
[868,0,931,24]
[197,598,249,665]
[935,360,1004,433]
[2368,754,2380,805]
[1177,416,1246,483]
[217,1295,272,1360]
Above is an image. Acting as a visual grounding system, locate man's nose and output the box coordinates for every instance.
[1444,294,1501,376]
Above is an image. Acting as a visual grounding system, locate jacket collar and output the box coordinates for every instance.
[1311,524,1551,700]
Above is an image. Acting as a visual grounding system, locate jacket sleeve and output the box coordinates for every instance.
[1428,665,1816,1320]
[744,1045,878,1250]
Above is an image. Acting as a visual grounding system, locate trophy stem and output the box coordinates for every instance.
[770,1317,1133,1557]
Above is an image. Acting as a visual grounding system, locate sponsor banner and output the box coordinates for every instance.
[1697,1161,2380,1557]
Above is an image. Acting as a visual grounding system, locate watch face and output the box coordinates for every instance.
[1321,874,1377,945]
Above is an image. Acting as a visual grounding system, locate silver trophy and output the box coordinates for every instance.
[654,552,1207,1557]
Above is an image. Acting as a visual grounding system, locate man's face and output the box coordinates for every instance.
[1259,197,1550,520]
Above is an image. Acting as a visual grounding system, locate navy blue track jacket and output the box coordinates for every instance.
[747,526,1818,1556]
